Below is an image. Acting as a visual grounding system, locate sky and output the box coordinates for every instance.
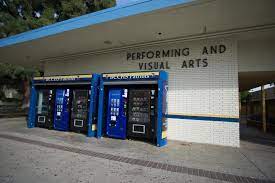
[116,0,140,6]
[249,84,274,92]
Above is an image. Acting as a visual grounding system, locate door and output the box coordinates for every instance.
[106,89,127,139]
[70,89,90,133]
[127,89,155,141]
[36,89,54,129]
[54,89,70,131]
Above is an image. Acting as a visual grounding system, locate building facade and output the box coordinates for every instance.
[44,38,240,146]
[1,0,275,147]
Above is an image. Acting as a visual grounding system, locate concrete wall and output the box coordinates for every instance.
[238,39,275,72]
[45,38,240,147]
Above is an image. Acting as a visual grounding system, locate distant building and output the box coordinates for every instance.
[247,87,275,131]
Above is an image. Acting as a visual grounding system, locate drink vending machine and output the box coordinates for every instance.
[106,89,127,139]
[36,89,55,129]
[54,89,71,131]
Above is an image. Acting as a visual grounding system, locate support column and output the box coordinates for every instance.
[239,92,241,122]
[261,85,267,133]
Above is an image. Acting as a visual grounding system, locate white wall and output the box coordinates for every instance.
[45,38,240,147]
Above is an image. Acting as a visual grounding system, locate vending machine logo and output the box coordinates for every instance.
[103,72,159,81]
[34,75,93,83]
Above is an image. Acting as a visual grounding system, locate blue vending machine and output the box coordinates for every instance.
[106,89,127,139]
[54,89,71,131]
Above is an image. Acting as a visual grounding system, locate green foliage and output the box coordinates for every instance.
[0,63,40,81]
[240,91,251,103]
[0,0,116,38]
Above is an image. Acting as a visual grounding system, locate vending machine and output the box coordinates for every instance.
[36,89,55,129]
[106,89,127,139]
[70,89,90,133]
[127,89,156,141]
[54,89,71,131]
[97,71,168,147]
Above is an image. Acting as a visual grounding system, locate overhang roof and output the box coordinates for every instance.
[0,0,193,48]
[0,0,275,68]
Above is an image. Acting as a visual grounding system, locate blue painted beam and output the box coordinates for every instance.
[166,114,240,123]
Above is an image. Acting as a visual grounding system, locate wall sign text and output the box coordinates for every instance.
[126,44,227,70]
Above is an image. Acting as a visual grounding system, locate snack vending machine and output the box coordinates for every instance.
[106,89,127,139]
[127,89,156,141]
[70,89,90,133]
[54,89,71,131]
[36,89,55,129]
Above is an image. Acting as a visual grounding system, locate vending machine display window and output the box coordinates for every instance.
[35,89,55,129]
[70,89,91,133]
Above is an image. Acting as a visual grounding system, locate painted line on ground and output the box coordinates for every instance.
[0,134,273,183]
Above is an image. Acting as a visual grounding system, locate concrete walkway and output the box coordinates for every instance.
[0,117,275,183]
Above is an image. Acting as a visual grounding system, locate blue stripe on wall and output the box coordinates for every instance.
[166,114,239,123]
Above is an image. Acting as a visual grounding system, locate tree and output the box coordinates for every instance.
[0,0,116,38]
[0,0,116,107]
[0,63,40,107]
[240,91,251,103]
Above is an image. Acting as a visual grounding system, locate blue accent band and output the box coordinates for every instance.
[166,114,239,123]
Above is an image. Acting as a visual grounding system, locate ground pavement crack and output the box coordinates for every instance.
[0,133,274,183]
[238,148,269,179]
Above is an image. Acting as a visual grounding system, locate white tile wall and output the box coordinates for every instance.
[45,38,240,147]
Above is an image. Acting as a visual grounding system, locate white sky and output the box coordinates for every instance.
[249,84,274,92]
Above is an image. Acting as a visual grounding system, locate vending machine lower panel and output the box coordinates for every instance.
[36,89,55,129]
[70,89,90,133]
[54,89,70,131]
[106,89,127,139]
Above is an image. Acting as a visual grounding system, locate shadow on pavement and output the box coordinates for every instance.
[240,123,275,147]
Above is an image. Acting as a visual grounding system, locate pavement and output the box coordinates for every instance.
[0,117,275,183]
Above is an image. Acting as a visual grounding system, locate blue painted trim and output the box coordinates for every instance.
[166,114,240,123]
[0,0,193,47]
[28,81,37,128]
[87,74,99,137]
[96,76,105,138]
[157,71,168,147]
[156,78,164,147]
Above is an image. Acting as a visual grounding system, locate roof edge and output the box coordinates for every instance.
[0,0,194,48]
